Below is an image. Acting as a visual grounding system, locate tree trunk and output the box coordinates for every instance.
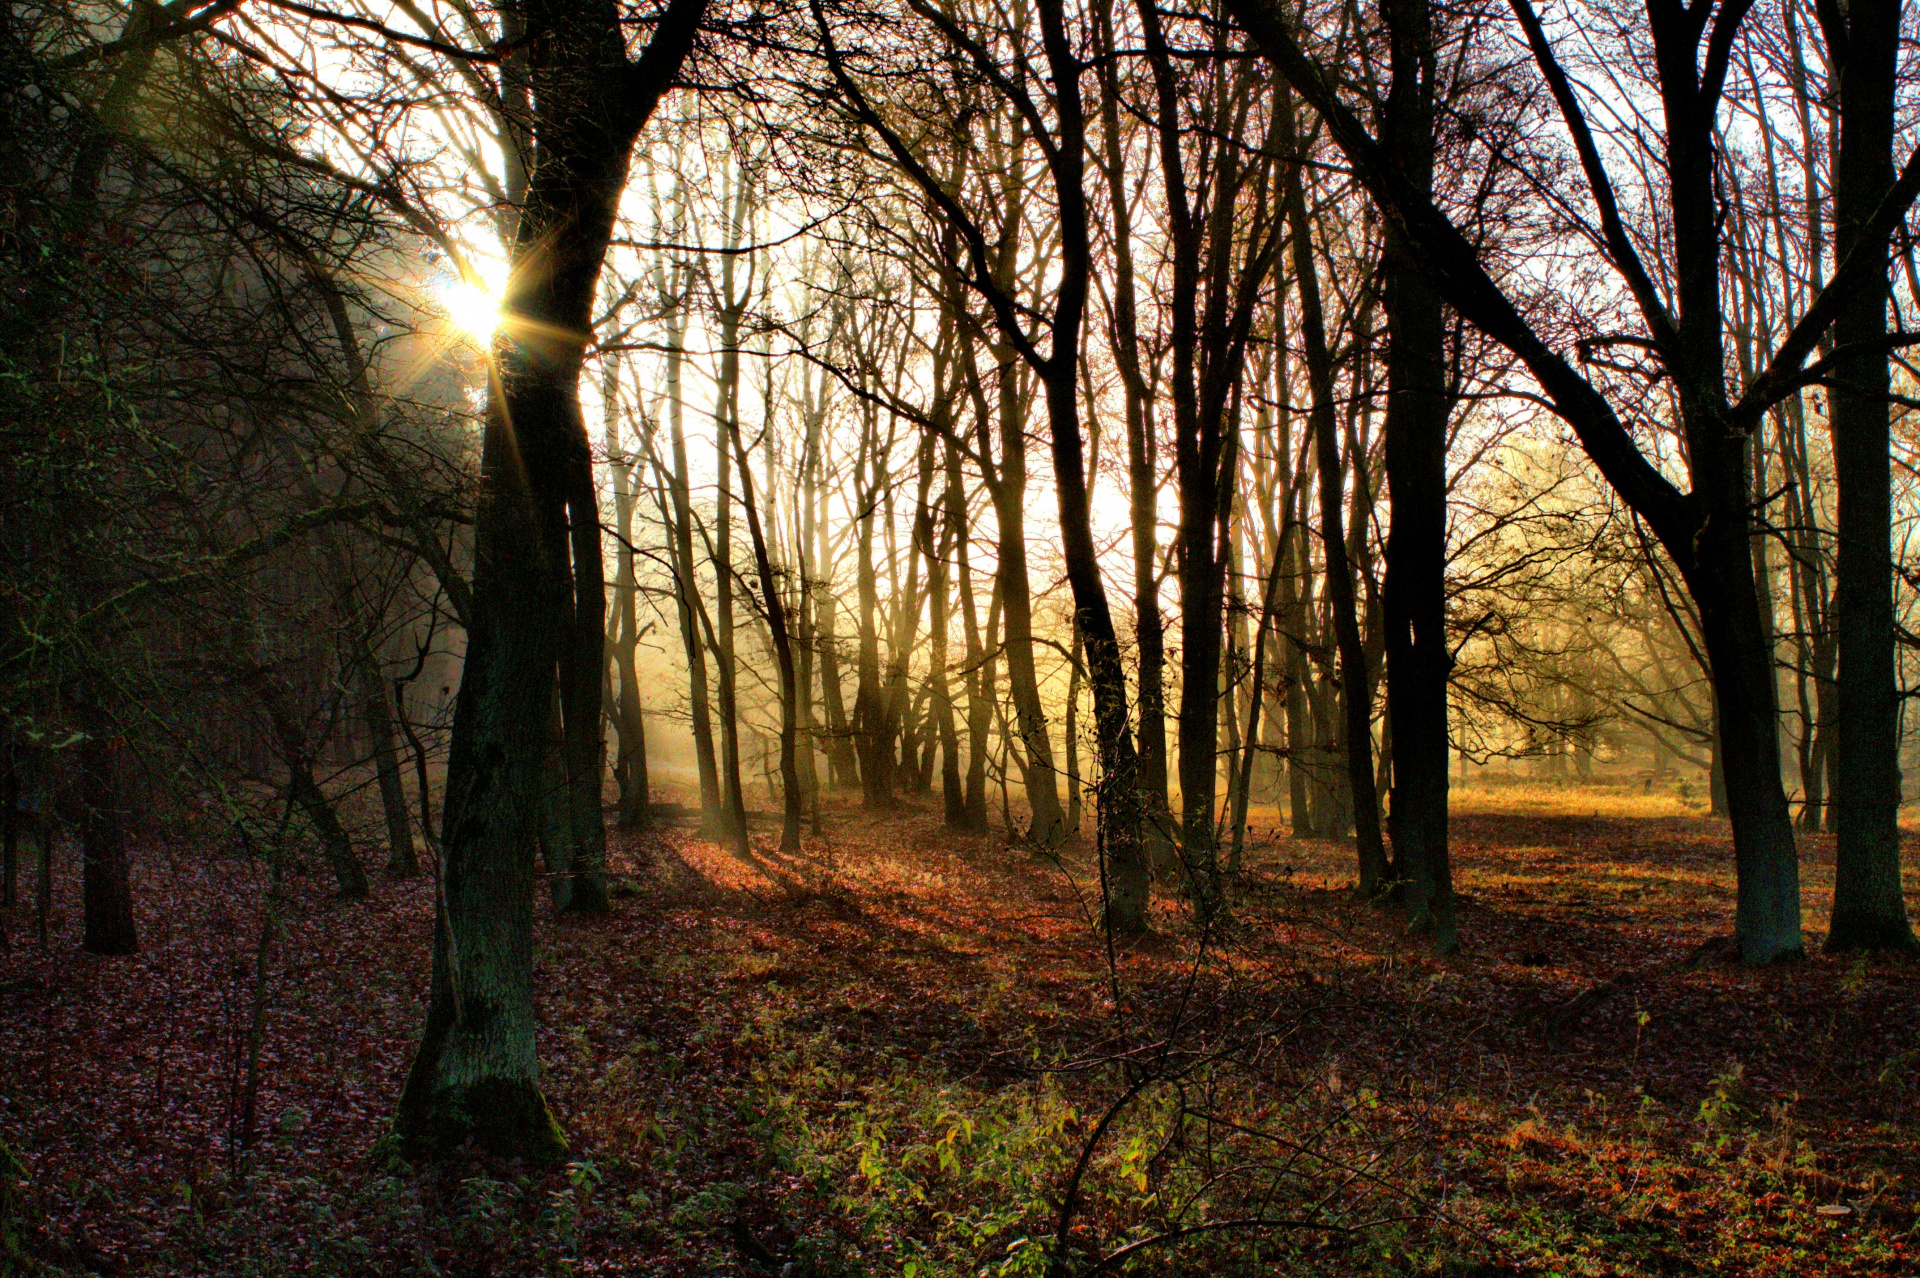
[725,397,804,855]
[933,436,968,826]
[1822,0,1915,952]
[712,186,750,850]
[815,499,860,789]
[1231,501,1287,876]
[1282,105,1390,894]
[852,403,893,807]
[539,689,576,906]
[361,651,418,876]
[254,671,367,900]
[890,443,932,793]
[555,394,610,915]
[960,482,997,833]
[396,0,703,1159]
[1032,0,1146,929]
[1092,0,1172,869]
[990,360,1067,844]
[1380,0,1455,952]
[606,363,651,829]
[1064,630,1084,835]
[794,364,828,810]
[80,698,137,956]
[1138,0,1276,916]
[395,327,570,1159]
[663,278,723,823]
[1275,355,1316,838]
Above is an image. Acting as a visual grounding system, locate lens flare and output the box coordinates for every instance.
[435,277,501,343]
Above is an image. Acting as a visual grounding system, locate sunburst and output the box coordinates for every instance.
[434,276,502,344]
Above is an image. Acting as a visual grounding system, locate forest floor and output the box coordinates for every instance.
[2,785,1918,1277]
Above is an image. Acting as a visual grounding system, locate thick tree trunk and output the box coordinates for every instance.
[396,0,702,1159]
[1822,0,1915,952]
[1668,23,1805,964]
[80,700,137,956]
[1380,0,1455,951]
[539,690,577,906]
[556,407,610,914]
[395,335,570,1158]
[1688,549,1804,960]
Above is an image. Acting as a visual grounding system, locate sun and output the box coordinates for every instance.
[435,276,502,344]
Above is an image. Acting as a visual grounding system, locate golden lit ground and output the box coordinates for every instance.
[3,784,1917,1276]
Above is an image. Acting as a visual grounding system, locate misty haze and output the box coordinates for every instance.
[3,0,1919,1272]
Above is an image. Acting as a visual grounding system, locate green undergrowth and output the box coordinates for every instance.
[618,970,1464,1277]
[748,1029,1110,1276]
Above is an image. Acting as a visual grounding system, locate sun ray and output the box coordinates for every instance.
[434,276,503,344]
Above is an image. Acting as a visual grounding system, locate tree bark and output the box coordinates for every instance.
[360,650,418,876]
[931,426,968,826]
[1281,102,1390,895]
[662,275,724,823]
[1380,0,1455,952]
[712,183,750,850]
[1092,0,1172,868]
[249,662,367,901]
[1137,1,1277,916]
[395,0,704,1159]
[80,696,137,956]
[852,398,893,807]
[1030,0,1147,928]
[1821,0,1915,952]
[605,362,651,829]
[725,397,804,855]
[989,358,1067,843]
[958,452,996,832]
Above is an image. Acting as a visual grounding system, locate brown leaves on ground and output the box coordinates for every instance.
[0,790,1916,1275]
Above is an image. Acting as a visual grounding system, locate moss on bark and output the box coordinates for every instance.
[394,1076,567,1163]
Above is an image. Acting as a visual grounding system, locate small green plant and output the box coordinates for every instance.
[0,1138,28,1267]
[1698,1061,1747,1155]
[548,1158,603,1267]
[448,1175,513,1255]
